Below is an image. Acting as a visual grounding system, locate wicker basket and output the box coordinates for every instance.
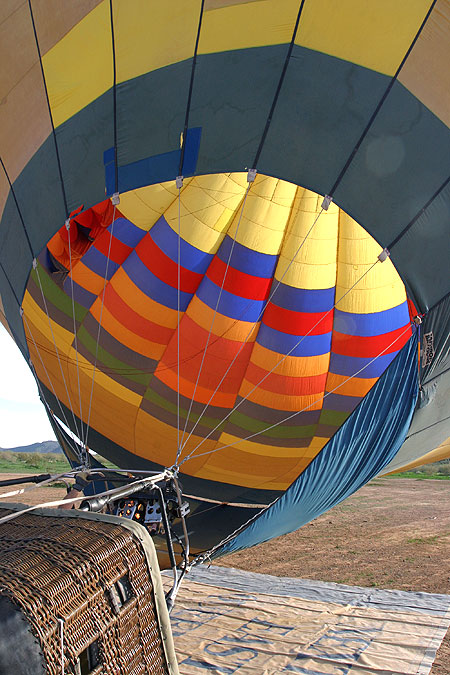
[0,504,179,675]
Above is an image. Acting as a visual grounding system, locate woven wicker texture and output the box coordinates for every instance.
[0,507,169,675]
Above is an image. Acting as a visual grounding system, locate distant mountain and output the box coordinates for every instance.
[1,441,62,454]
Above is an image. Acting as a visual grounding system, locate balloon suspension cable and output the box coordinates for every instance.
[173,475,190,564]
[32,374,83,461]
[32,261,83,443]
[189,321,416,471]
[0,465,191,612]
[176,173,254,464]
[163,474,191,611]
[176,176,182,460]
[66,217,85,456]
[178,253,392,467]
[192,320,416,564]
[176,190,329,461]
[84,199,118,463]
[155,483,179,612]
[0,470,171,525]
[21,312,83,460]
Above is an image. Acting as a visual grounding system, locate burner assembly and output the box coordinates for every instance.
[113,483,190,537]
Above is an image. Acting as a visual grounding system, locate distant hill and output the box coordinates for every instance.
[0,441,62,454]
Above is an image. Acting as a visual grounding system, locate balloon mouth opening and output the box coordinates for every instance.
[23,172,413,491]
[40,172,403,285]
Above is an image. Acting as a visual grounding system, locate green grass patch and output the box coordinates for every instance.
[407,535,439,545]
[384,472,450,480]
[0,451,71,474]
[0,450,121,474]
[382,460,450,480]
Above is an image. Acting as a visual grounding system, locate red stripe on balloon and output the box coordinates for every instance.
[206,256,272,301]
[93,230,133,265]
[136,234,203,294]
[158,316,254,394]
[263,303,333,335]
[102,283,174,345]
[331,325,412,358]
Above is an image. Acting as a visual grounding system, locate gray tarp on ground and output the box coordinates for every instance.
[166,565,450,675]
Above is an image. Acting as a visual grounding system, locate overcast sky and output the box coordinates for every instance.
[0,324,56,448]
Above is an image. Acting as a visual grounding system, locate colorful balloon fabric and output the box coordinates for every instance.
[0,1,449,558]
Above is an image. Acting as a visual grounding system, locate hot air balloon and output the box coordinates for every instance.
[0,0,449,565]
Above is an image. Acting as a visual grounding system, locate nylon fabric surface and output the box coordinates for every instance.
[22,177,412,496]
[0,2,449,558]
[219,331,419,556]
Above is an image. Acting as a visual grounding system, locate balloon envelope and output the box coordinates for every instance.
[0,1,449,558]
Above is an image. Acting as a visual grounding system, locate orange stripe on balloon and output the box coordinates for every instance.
[250,342,330,378]
[239,378,323,411]
[103,283,174,345]
[186,295,259,343]
[70,260,104,295]
[244,361,328,396]
[90,300,166,360]
[326,372,377,397]
[155,369,237,408]
[158,316,253,394]
[110,268,179,329]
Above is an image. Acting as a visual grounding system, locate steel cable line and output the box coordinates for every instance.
[33,264,83,443]
[180,321,414,469]
[21,313,81,460]
[83,205,118,456]
[190,322,416,563]
[176,195,327,460]
[176,180,252,463]
[176,182,182,457]
[178,256,381,467]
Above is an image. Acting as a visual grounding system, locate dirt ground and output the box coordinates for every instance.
[220,478,450,675]
[1,475,449,674]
